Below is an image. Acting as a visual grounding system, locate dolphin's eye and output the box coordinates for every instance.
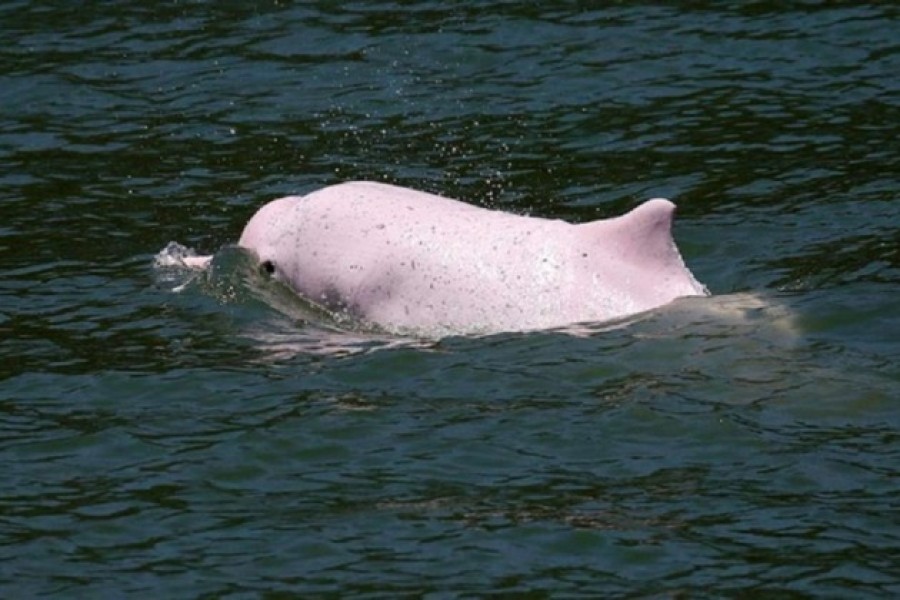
[261,260,276,275]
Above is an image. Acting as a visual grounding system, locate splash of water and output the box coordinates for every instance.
[153,241,209,292]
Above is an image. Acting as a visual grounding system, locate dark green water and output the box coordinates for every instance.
[2,2,898,597]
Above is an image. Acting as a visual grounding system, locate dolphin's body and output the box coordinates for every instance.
[187,181,708,335]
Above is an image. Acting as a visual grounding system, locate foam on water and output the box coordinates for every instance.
[152,241,210,292]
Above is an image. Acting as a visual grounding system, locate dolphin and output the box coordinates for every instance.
[181,181,708,336]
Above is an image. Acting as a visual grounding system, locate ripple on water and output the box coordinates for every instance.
[0,1,898,596]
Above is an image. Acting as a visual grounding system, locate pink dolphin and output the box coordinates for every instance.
[187,181,708,335]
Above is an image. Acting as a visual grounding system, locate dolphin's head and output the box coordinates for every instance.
[237,196,300,280]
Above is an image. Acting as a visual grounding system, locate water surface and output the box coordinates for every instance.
[1,2,898,597]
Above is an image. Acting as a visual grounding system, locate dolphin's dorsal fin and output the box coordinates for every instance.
[577,198,685,268]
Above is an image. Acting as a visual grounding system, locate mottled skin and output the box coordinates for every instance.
[228,181,707,335]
